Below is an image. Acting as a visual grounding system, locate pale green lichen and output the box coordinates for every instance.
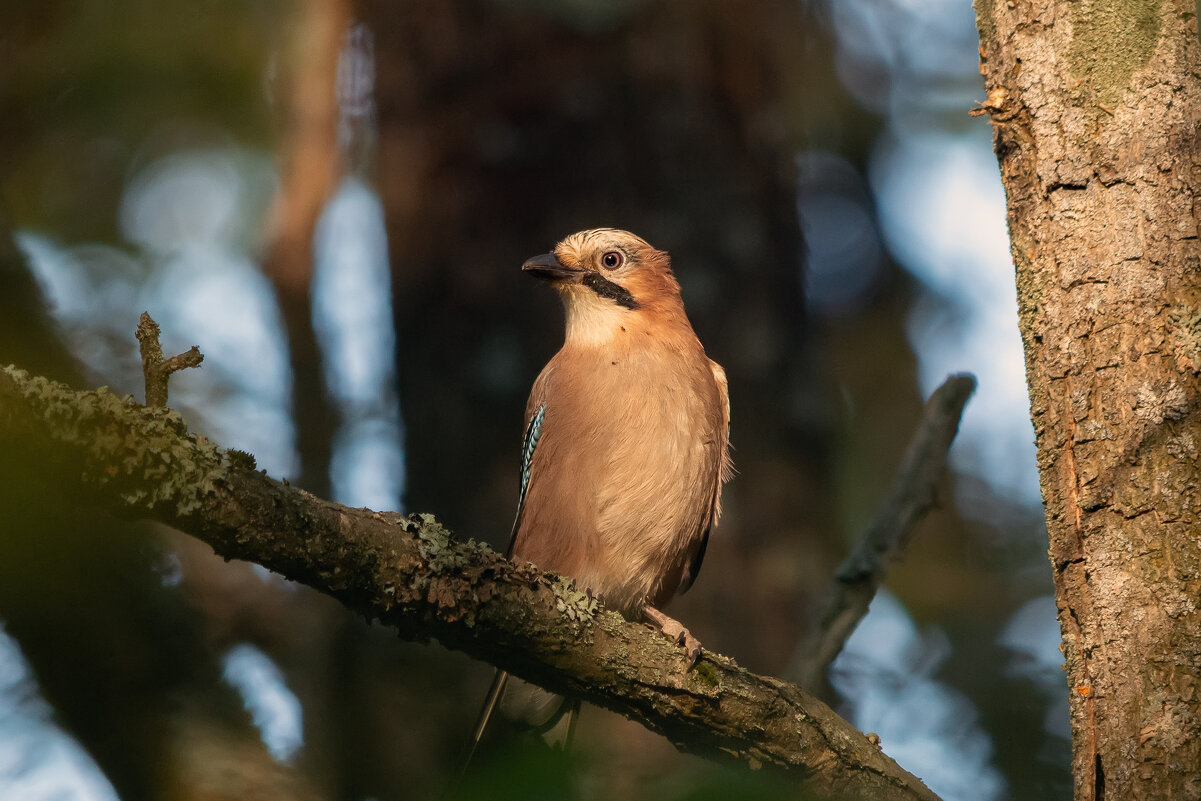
[1068,0,1163,108]
[547,575,599,623]
[402,510,604,638]
[412,514,464,571]
[405,514,506,627]
[1169,304,1201,373]
[973,0,996,53]
[411,514,498,572]
[409,513,597,620]
[2,365,228,516]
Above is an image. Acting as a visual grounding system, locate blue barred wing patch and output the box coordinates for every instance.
[506,403,546,558]
[518,403,546,512]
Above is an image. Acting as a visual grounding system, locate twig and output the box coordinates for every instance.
[0,363,944,801]
[135,312,203,407]
[794,373,977,692]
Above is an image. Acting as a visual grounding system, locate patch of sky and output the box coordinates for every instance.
[797,150,885,315]
[312,177,405,512]
[221,643,304,764]
[869,127,1040,508]
[0,624,120,801]
[817,0,1041,509]
[999,595,1071,743]
[826,0,983,124]
[831,590,1006,801]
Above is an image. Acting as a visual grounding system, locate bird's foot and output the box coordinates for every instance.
[642,604,702,667]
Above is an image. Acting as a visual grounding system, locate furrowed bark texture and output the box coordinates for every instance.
[0,365,940,801]
[975,3,1201,798]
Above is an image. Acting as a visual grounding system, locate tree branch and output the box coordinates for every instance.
[0,364,941,801]
[794,374,977,692]
[135,312,203,408]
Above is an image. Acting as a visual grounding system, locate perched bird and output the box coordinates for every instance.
[465,228,732,764]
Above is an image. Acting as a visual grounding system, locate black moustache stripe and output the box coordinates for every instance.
[581,272,640,310]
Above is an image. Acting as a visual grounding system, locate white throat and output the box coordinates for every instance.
[562,288,632,347]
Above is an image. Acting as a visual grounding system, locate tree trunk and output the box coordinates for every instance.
[261,0,348,500]
[974,2,1201,798]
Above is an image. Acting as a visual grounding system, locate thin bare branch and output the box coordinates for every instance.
[795,373,977,692]
[135,312,203,407]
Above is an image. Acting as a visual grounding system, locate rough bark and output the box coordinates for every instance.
[974,2,1201,798]
[0,364,940,801]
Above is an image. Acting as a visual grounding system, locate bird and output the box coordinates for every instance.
[463,227,732,768]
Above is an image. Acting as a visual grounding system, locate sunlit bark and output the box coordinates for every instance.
[974,2,1201,797]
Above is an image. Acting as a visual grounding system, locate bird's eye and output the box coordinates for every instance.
[601,251,623,270]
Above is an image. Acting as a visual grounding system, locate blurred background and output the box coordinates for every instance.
[0,1,1069,799]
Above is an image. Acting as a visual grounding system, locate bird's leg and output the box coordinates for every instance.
[642,604,703,667]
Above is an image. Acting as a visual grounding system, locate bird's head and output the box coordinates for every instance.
[522,228,684,346]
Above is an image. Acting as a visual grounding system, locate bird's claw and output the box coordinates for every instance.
[663,620,703,666]
[642,604,703,668]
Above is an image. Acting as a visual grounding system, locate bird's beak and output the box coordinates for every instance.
[522,252,581,283]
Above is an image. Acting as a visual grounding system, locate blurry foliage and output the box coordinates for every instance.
[449,737,809,801]
[0,2,296,800]
[1,0,278,243]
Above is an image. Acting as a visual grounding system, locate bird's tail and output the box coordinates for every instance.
[458,670,582,779]
[459,668,510,777]
[561,698,581,750]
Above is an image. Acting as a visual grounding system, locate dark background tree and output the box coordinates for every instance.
[0,1,1064,799]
